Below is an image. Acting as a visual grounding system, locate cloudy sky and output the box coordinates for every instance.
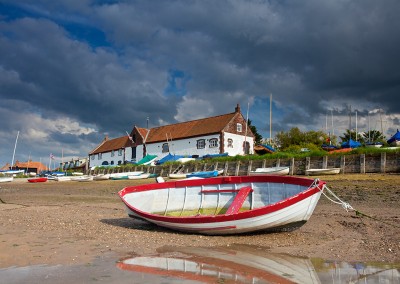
[1,0,399,167]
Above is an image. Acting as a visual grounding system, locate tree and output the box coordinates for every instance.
[362,130,386,143]
[275,127,330,150]
[247,119,263,145]
[339,129,366,144]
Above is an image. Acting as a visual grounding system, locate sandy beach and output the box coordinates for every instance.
[0,173,399,269]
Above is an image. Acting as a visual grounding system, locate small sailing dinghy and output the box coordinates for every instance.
[305,168,341,176]
[27,177,48,183]
[249,166,289,176]
[119,175,325,235]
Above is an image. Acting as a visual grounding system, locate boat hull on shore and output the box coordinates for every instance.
[249,166,289,176]
[305,168,341,175]
[27,177,48,183]
[119,175,325,235]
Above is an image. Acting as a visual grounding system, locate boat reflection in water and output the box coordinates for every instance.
[117,244,320,284]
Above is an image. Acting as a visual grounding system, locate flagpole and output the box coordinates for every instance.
[269,94,272,144]
[244,102,249,154]
[11,131,20,168]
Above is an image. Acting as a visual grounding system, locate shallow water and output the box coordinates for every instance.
[1,245,399,283]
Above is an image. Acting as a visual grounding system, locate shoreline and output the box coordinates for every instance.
[0,173,399,268]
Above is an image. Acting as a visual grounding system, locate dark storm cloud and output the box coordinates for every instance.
[0,0,399,165]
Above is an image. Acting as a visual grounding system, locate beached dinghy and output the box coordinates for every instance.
[305,168,341,176]
[27,177,48,183]
[119,175,325,235]
[249,166,289,176]
[93,173,111,181]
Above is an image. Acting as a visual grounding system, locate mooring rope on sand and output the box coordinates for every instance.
[315,180,400,229]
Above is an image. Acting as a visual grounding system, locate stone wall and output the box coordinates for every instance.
[91,152,400,177]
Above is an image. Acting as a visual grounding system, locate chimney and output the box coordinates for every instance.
[104,135,109,142]
[235,103,241,113]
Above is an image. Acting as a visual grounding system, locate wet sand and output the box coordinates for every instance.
[0,173,399,268]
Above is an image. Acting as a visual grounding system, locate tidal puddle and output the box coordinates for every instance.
[1,245,399,283]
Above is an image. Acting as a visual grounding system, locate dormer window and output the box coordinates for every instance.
[237,123,242,132]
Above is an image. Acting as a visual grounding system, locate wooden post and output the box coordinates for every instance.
[381,152,386,173]
[224,161,229,176]
[276,159,280,167]
[305,157,310,170]
[290,158,295,175]
[213,162,218,170]
[360,154,365,174]
[235,161,240,176]
[247,160,253,176]
[340,155,345,174]
[323,156,327,169]
[262,159,266,168]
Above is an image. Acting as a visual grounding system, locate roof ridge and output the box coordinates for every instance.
[150,111,236,130]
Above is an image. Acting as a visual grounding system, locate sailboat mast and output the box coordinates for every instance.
[11,131,20,168]
[325,112,328,132]
[269,93,272,144]
[355,110,358,141]
[244,102,249,154]
[368,112,371,142]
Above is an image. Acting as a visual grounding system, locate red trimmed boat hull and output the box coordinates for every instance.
[27,177,48,183]
[119,175,325,235]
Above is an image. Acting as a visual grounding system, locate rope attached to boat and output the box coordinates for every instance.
[314,179,400,228]
[317,182,355,212]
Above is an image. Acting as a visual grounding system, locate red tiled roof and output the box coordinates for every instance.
[13,161,48,171]
[90,105,250,154]
[136,127,149,140]
[145,112,238,143]
[0,163,11,171]
[90,136,133,154]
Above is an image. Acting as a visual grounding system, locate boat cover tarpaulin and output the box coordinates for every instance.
[156,153,185,165]
[341,139,361,148]
[254,144,276,154]
[135,154,157,165]
[387,129,400,145]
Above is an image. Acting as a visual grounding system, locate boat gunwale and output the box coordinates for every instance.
[118,175,325,224]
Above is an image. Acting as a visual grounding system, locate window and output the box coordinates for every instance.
[227,138,233,148]
[98,153,102,160]
[237,123,242,132]
[197,139,205,149]
[91,155,95,160]
[118,149,122,156]
[162,143,169,153]
[209,138,218,148]
[111,150,115,157]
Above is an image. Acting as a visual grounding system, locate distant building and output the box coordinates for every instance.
[88,104,254,168]
[59,157,87,173]
[0,163,11,171]
[88,135,134,168]
[11,160,48,174]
